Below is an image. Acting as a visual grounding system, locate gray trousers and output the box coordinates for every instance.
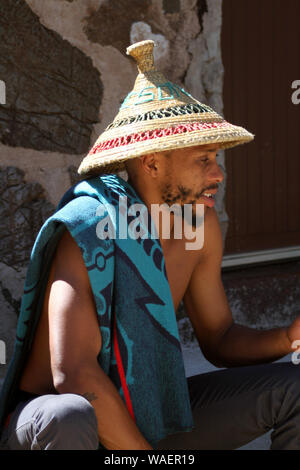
[1,361,300,450]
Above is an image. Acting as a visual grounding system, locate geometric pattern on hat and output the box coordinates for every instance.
[78,40,254,176]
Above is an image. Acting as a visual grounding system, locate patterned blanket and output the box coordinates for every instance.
[0,174,194,445]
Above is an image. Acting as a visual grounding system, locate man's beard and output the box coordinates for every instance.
[161,182,206,229]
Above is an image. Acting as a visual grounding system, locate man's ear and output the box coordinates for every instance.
[140,153,160,178]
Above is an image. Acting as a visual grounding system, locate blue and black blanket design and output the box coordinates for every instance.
[0,174,194,445]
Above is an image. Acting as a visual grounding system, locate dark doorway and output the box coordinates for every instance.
[222,0,300,253]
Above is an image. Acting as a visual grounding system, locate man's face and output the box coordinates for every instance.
[158,144,224,224]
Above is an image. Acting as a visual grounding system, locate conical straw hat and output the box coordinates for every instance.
[78,40,254,176]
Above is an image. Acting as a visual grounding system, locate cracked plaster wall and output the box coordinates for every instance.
[0,0,225,378]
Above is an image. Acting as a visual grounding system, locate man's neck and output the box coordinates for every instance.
[127,176,176,245]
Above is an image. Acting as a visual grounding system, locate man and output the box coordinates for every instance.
[0,40,300,450]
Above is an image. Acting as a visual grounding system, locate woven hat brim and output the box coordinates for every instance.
[78,123,254,177]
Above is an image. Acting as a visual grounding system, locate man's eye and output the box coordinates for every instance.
[201,158,209,163]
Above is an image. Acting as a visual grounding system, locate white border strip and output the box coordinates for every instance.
[222,246,300,269]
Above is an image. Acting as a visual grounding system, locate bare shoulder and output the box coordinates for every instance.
[55,228,81,259]
[53,228,91,289]
[198,207,223,266]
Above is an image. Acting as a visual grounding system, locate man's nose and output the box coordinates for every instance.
[208,163,224,184]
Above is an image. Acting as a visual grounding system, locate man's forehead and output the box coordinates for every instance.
[170,144,220,157]
[188,144,219,154]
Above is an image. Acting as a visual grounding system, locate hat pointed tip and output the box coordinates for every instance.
[126,39,156,73]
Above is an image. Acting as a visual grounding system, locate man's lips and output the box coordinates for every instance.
[201,189,218,196]
[199,189,218,207]
[200,195,215,207]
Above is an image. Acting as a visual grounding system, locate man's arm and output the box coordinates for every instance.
[48,229,152,450]
[183,208,293,368]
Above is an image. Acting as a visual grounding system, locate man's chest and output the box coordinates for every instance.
[162,240,200,312]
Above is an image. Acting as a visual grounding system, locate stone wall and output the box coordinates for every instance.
[0,0,225,380]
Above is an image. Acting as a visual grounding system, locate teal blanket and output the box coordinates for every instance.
[0,174,194,446]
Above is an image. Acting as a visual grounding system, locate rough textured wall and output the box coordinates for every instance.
[0,0,225,380]
[0,166,54,267]
[0,0,103,154]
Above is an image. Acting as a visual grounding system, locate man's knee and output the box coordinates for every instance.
[33,393,99,450]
